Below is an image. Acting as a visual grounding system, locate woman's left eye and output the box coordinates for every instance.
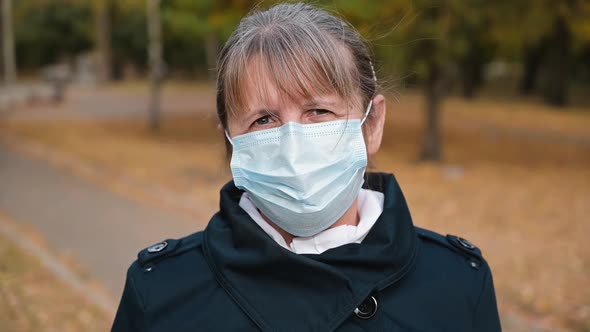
[310,109,332,116]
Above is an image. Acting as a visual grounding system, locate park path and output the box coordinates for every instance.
[0,143,207,298]
[1,84,215,121]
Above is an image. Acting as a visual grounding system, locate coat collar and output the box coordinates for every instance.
[203,173,418,332]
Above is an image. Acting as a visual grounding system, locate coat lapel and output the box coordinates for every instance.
[203,173,418,332]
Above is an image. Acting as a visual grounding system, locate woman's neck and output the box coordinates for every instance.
[261,198,361,245]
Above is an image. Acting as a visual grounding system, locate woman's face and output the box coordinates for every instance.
[226,58,387,156]
[228,92,357,136]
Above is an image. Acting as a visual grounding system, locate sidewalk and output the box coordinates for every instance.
[0,83,215,121]
[0,143,207,298]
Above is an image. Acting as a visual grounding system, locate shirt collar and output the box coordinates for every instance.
[239,189,385,254]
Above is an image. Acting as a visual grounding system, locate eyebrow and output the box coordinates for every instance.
[302,100,337,108]
[243,98,337,122]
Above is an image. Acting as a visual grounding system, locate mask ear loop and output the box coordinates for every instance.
[360,99,373,125]
[225,130,234,146]
[361,62,378,126]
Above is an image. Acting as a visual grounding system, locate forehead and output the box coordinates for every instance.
[240,57,343,110]
[222,37,361,117]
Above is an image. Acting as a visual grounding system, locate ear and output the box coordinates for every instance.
[366,94,386,156]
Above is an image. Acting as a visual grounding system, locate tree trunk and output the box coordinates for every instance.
[205,31,218,81]
[461,41,484,99]
[1,0,16,85]
[520,42,544,95]
[420,62,444,161]
[461,58,483,99]
[147,0,163,131]
[540,16,571,107]
[95,0,113,83]
[461,62,476,99]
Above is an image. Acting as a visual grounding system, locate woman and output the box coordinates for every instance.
[112,3,501,331]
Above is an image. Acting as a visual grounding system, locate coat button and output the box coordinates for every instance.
[468,258,481,270]
[457,237,475,250]
[354,295,378,319]
[147,241,168,253]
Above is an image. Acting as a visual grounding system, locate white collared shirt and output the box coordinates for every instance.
[238,189,385,254]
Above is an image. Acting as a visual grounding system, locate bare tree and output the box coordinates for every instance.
[1,0,16,85]
[420,62,444,161]
[205,31,218,82]
[95,0,112,83]
[147,0,163,131]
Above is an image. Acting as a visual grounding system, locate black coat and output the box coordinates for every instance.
[112,173,502,331]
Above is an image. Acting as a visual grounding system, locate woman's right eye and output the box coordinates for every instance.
[253,115,273,127]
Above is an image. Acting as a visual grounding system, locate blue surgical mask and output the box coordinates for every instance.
[226,100,373,237]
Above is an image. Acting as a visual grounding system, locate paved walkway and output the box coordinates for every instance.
[0,143,206,298]
[0,84,215,121]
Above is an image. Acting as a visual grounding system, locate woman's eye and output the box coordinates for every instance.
[311,109,332,116]
[254,115,273,126]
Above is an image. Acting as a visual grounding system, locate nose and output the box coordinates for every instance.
[279,108,304,124]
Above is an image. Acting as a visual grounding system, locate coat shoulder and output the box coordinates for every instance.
[124,231,215,309]
[134,230,204,270]
[409,230,501,331]
[415,226,486,270]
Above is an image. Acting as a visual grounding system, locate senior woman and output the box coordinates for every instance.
[112,2,501,331]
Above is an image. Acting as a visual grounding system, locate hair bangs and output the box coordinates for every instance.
[222,22,360,117]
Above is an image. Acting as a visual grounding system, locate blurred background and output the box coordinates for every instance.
[0,0,588,331]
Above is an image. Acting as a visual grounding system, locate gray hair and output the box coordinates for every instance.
[216,2,378,144]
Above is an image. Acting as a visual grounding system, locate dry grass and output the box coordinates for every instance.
[0,231,111,332]
[1,86,589,330]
